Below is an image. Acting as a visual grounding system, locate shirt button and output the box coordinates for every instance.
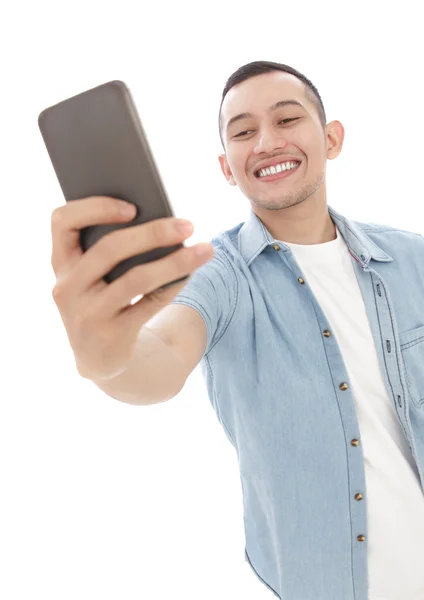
[339,383,348,390]
[298,277,305,284]
[357,535,366,542]
[354,493,363,501]
[272,244,280,251]
[351,439,360,446]
[323,330,331,337]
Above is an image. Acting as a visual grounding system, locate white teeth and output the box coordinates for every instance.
[258,161,299,178]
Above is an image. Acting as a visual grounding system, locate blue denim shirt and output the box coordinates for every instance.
[171,205,424,600]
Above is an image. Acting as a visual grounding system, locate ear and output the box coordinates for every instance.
[219,154,237,186]
[325,120,345,160]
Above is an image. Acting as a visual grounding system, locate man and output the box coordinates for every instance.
[51,61,424,600]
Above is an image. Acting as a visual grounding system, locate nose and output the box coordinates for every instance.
[253,127,289,155]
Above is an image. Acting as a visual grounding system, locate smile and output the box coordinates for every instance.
[255,161,301,181]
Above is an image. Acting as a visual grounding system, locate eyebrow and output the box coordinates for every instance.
[225,99,305,134]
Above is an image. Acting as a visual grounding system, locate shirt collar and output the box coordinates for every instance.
[238,204,394,268]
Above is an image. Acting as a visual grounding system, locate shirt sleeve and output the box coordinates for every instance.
[170,248,237,356]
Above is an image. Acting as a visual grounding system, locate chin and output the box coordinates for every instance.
[250,190,305,212]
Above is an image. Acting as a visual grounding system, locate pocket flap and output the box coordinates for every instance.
[399,325,424,349]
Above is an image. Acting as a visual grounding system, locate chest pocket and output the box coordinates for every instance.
[398,325,424,408]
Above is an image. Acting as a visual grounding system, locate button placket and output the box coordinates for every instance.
[291,251,366,541]
[332,341,365,539]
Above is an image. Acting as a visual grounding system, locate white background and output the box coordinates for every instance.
[1,1,423,598]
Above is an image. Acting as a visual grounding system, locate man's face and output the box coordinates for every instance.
[219,71,343,212]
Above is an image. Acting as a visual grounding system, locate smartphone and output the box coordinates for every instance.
[38,80,188,289]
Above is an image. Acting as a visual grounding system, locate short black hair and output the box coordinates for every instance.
[218,60,327,148]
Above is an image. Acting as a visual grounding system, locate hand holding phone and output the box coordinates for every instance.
[39,80,214,380]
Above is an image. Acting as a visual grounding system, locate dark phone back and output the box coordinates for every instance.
[38,80,186,285]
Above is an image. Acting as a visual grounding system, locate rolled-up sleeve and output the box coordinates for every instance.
[170,248,237,356]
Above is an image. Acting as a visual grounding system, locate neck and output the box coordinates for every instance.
[254,195,336,246]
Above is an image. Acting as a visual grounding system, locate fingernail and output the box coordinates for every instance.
[120,201,136,216]
[195,243,212,256]
[176,219,193,234]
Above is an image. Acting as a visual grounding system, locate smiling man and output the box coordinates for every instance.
[169,61,424,600]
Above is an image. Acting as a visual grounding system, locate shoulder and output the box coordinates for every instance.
[354,218,424,246]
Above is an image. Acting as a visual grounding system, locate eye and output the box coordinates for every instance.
[234,129,254,138]
[278,118,298,125]
[233,118,299,138]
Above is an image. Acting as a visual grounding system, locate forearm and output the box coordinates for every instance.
[92,327,185,406]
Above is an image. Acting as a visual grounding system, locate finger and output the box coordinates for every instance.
[97,242,214,317]
[51,196,137,276]
[68,216,193,293]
